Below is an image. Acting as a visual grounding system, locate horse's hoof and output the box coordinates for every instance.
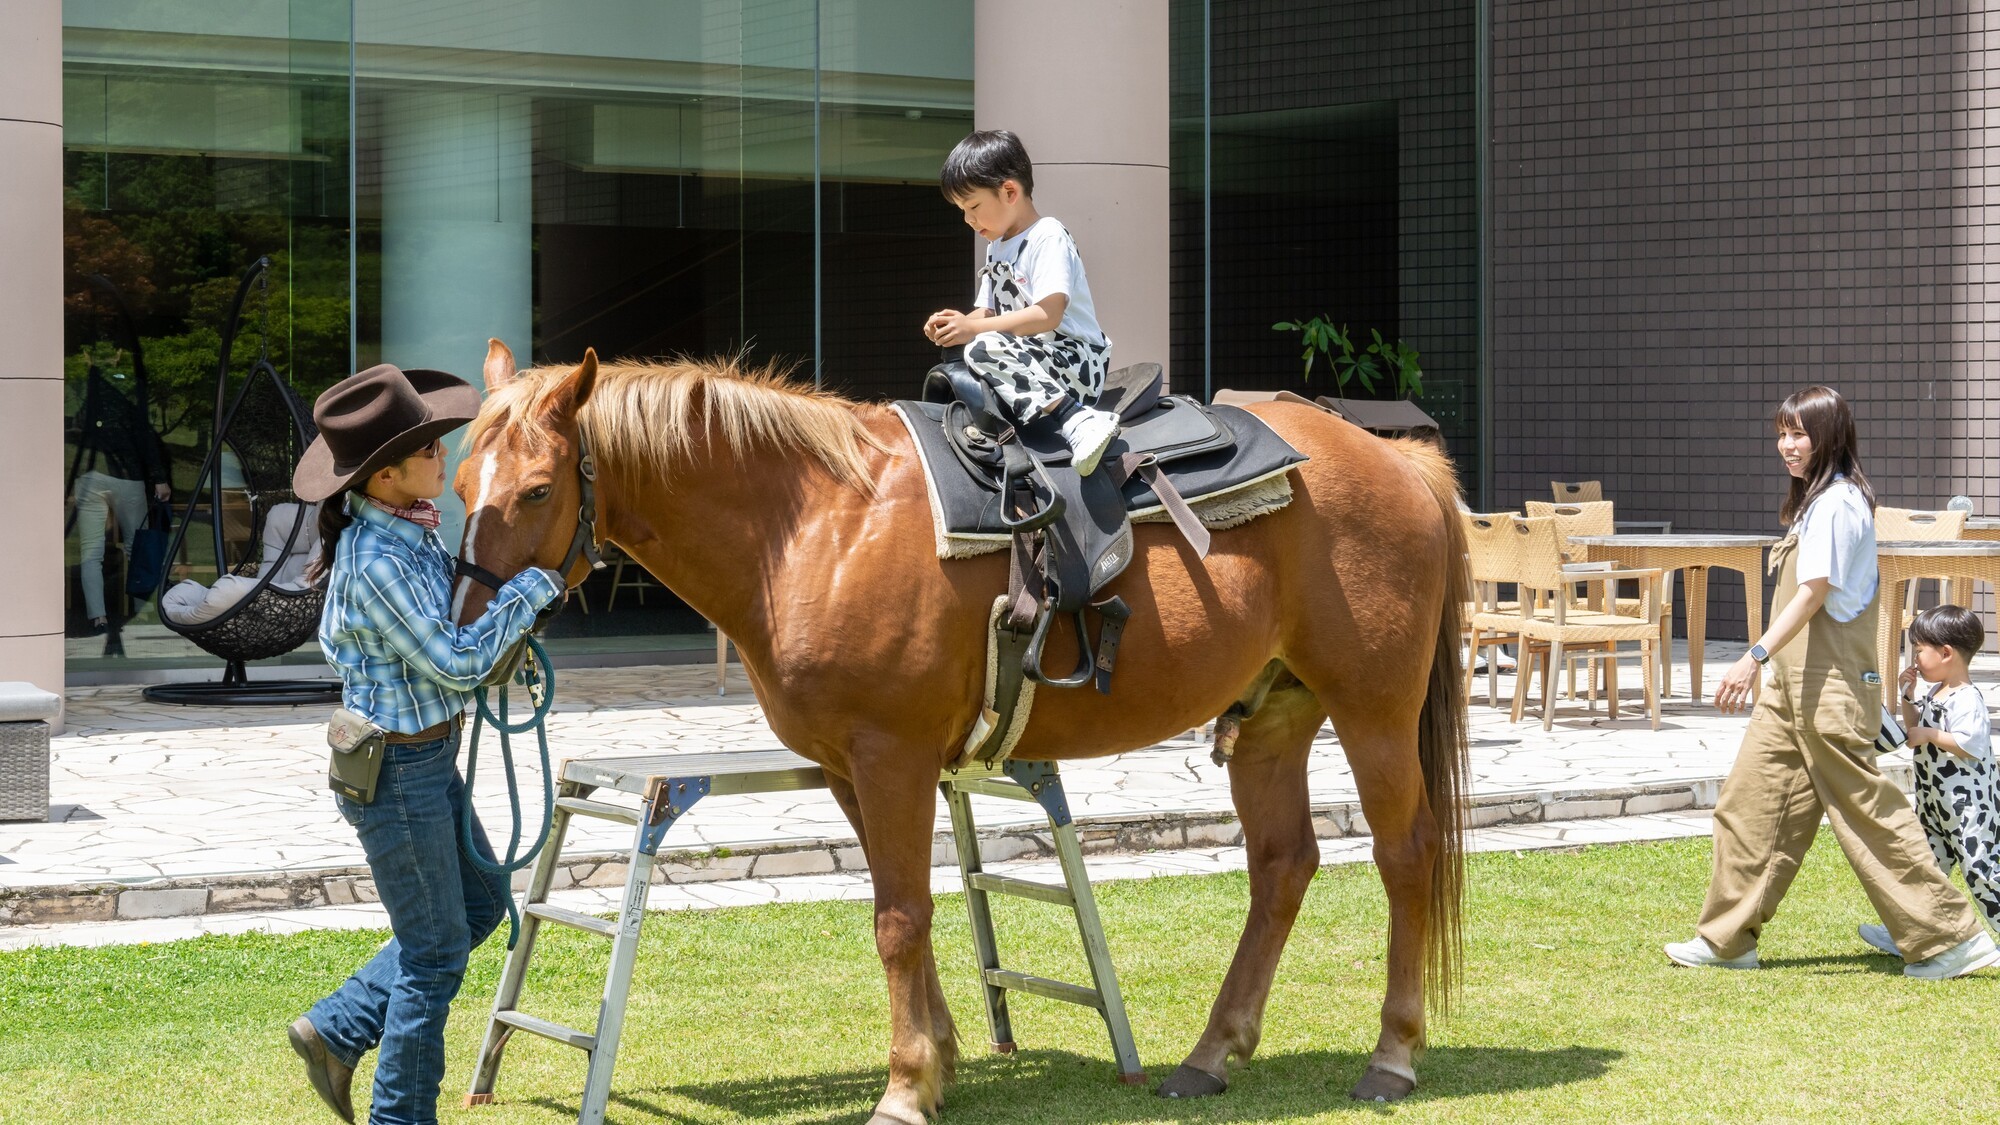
[1349,1064,1417,1102]
[1156,1063,1228,1099]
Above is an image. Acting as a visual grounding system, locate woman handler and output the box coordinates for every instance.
[285,364,565,1123]
[1665,386,1999,979]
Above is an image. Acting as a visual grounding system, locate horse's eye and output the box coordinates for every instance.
[524,485,553,503]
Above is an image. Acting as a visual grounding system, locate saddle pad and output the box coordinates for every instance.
[892,399,1309,558]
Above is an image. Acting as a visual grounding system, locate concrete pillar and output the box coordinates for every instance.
[974,0,1170,385]
[0,4,66,721]
[378,89,533,547]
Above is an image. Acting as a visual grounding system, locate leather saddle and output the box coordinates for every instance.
[902,351,1306,694]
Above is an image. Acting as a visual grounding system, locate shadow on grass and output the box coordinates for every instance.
[519,1044,1622,1123]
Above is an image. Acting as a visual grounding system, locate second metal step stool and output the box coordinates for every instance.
[465,750,1142,1124]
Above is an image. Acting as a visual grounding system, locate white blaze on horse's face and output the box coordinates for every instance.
[451,451,502,621]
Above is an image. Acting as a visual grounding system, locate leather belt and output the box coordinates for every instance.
[385,716,462,745]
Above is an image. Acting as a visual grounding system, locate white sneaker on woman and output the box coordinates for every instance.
[1903,931,2000,980]
[1857,923,1900,957]
[1059,406,1120,476]
[1663,935,1758,969]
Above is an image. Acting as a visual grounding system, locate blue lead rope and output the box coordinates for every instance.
[460,635,558,949]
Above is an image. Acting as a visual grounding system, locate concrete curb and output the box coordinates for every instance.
[0,771,1813,927]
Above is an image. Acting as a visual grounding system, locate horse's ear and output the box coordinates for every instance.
[559,349,598,413]
[483,338,517,393]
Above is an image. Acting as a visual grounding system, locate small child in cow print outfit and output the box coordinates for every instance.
[922,129,1119,476]
[1894,605,2000,937]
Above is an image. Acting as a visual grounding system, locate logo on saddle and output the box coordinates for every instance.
[893,356,1308,762]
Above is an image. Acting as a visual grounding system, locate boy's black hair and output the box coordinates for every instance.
[941,130,1034,200]
[1911,604,1985,664]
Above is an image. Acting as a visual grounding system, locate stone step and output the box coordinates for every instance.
[0,776,1749,928]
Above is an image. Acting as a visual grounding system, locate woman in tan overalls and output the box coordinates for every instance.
[1666,386,2000,979]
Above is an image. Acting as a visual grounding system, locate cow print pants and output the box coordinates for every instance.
[965,329,1111,425]
[1912,746,2000,932]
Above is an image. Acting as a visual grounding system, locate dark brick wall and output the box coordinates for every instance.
[1490,1,1988,638]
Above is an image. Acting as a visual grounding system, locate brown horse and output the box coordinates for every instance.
[455,340,1470,1121]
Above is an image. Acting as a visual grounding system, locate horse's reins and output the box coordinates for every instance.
[453,426,607,949]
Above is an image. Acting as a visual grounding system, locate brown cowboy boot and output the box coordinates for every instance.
[288,1017,356,1123]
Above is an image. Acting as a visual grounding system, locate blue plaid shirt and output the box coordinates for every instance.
[321,495,564,735]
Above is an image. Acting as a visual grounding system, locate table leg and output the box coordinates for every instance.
[1877,576,1906,708]
[1661,568,1676,698]
[1740,555,1765,702]
[1685,566,1710,702]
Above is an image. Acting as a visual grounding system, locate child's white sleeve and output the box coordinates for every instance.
[1945,687,1994,762]
[1021,223,1077,303]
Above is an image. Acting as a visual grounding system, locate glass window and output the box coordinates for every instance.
[60,0,352,676]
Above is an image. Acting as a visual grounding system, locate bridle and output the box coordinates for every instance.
[455,425,607,595]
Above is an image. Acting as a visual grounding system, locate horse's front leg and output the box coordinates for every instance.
[827,768,959,1106]
[848,743,957,1124]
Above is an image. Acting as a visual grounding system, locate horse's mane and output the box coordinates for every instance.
[468,356,884,493]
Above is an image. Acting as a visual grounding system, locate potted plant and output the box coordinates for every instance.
[1271,315,1436,438]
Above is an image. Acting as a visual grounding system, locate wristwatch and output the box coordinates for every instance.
[1748,643,1770,665]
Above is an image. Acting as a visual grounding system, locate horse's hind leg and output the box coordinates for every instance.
[1159,679,1325,1099]
[1330,704,1438,1102]
[826,771,958,1107]
[846,749,959,1125]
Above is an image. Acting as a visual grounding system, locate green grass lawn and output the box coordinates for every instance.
[2,832,1996,1124]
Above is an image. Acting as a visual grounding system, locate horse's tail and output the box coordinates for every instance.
[1390,437,1471,1015]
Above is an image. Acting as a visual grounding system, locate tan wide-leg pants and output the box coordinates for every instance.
[1697,687,1981,963]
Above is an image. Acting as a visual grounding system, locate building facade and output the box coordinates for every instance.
[29,2,1980,699]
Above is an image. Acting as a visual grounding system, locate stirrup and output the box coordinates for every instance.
[1023,604,1096,688]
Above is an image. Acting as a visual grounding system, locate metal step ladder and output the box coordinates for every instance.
[464,750,1143,1124]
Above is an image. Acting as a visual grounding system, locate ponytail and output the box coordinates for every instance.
[307,490,355,585]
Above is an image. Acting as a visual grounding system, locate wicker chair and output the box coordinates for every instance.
[1876,506,1968,628]
[1551,480,1604,503]
[1508,517,1665,731]
[1463,512,1525,707]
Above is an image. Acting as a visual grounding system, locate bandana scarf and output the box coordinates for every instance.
[365,495,443,530]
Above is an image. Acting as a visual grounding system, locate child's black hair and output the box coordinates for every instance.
[941,130,1034,200]
[1911,604,1985,665]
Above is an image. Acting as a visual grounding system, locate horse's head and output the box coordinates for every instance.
[452,339,600,626]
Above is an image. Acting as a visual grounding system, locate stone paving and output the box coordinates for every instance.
[0,809,1715,951]
[3,639,1976,935]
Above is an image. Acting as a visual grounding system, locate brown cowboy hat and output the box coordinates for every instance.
[293,364,483,502]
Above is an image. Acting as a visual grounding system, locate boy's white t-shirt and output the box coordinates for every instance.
[974,217,1108,347]
[1793,477,1876,623]
[1920,683,1994,765]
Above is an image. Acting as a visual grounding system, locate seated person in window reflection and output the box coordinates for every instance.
[68,351,169,634]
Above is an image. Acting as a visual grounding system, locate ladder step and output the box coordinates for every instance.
[555,795,639,825]
[495,1009,597,1052]
[965,871,1075,907]
[525,902,619,938]
[983,968,1104,1011]
[947,778,1037,803]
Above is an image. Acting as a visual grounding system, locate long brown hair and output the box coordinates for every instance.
[307,490,355,585]
[1776,386,1875,525]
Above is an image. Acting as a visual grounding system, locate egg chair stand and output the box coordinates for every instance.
[143,258,341,707]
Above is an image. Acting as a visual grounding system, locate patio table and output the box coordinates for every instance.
[1941,518,2000,607]
[1875,540,2000,705]
[1570,533,1779,700]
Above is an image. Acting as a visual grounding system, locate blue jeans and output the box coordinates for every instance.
[305,732,509,1125]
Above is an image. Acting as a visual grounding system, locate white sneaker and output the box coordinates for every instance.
[1059,406,1120,477]
[1903,931,2000,980]
[1664,936,1758,969]
[1857,923,1901,957]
